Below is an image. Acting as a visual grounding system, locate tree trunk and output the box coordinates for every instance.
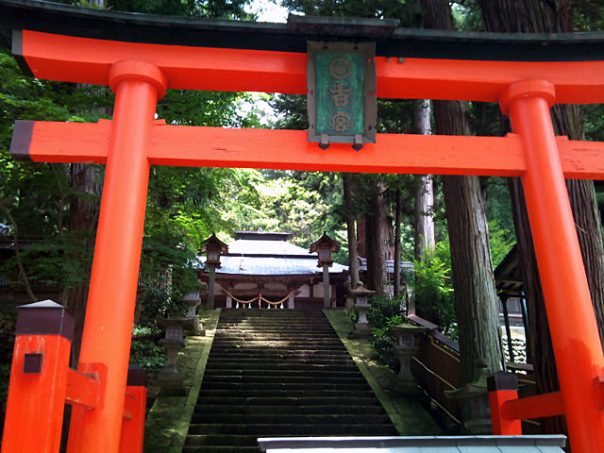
[393,188,402,297]
[343,173,360,288]
[421,0,503,386]
[64,163,101,366]
[480,0,604,435]
[415,100,435,260]
[366,179,390,295]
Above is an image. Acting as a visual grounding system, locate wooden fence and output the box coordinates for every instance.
[407,313,538,432]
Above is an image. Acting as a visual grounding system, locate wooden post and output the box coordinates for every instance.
[208,265,216,310]
[119,367,147,453]
[487,372,522,435]
[1,301,73,453]
[323,264,330,308]
[500,294,515,363]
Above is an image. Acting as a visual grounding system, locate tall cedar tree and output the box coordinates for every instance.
[414,100,435,260]
[420,0,503,389]
[479,0,604,436]
[343,173,360,288]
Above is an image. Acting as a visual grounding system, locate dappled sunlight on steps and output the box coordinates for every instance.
[182,309,397,453]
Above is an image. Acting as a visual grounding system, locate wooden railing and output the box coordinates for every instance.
[407,314,463,427]
[406,313,537,432]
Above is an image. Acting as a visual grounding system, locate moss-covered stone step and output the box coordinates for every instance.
[187,423,399,436]
[183,447,260,453]
[211,340,345,347]
[206,355,353,364]
[196,396,382,406]
[183,310,397,452]
[185,434,258,446]
[209,348,347,354]
[216,324,335,328]
[191,413,393,425]
[201,374,366,385]
[206,343,350,354]
[201,369,363,378]
[200,382,368,391]
[204,363,358,372]
[207,357,354,366]
[198,388,376,398]
[209,348,350,356]
[194,404,388,416]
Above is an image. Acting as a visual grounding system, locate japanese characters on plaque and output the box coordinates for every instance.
[307,42,377,150]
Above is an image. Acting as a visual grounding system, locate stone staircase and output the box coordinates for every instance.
[183,309,398,452]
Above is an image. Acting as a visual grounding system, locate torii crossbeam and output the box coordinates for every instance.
[2,1,604,453]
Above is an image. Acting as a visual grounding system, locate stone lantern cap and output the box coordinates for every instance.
[350,281,375,297]
[390,323,428,336]
[201,233,229,267]
[309,233,339,267]
[183,291,201,303]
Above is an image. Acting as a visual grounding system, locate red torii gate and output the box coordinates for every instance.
[2,2,604,453]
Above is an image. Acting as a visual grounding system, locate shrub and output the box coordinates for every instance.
[413,241,456,337]
[130,323,166,370]
[368,294,404,370]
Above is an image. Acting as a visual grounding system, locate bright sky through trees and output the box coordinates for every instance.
[249,0,289,22]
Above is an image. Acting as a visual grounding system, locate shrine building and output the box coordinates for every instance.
[197,231,348,311]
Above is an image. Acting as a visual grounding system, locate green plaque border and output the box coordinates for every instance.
[307,41,377,149]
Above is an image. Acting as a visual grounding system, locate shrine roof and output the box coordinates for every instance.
[227,239,310,257]
[2,0,604,62]
[196,231,348,276]
[215,256,347,276]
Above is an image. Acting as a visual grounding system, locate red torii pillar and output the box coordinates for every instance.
[66,61,166,452]
[501,80,604,449]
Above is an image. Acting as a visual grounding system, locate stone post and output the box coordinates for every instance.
[157,317,194,395]
[348,282,375,338]
[390,323,427,394]
[446,361,493,434]
[183,291,205,336]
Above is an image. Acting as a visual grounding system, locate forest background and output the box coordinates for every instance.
[2,0,604,432]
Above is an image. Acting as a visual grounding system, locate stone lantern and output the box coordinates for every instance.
[183,288,205,336]
[201,234,228,309]
[390,323,427,394]
[157,317,194,395]
[309,233,339,308]
[349,281,375,337]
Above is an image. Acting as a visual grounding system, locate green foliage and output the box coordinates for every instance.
[280,0,421,26]
[0,0,262,390]
[485,177,515,240]
[368,294,403,329]
[367,294,404,370]
[138,288,173,324]
[108,0,254,19]
[488,220,515,268]
[130,323,166,370]
[413,241,456,335]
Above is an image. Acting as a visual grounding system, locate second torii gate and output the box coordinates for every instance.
[2,2,604,453]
